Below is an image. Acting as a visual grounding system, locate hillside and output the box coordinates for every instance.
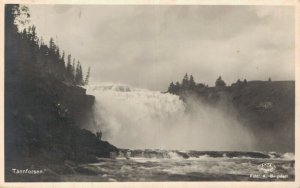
[230,81,295,152]
[173,80,295,152]
[5,5,117,181]
[5,72,118,182]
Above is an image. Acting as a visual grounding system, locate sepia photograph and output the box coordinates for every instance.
[1,0,298,186]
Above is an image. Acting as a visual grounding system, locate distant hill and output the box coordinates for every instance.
[169,79,295,152]
[230,81,295,152]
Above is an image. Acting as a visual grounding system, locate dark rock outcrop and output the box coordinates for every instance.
[5,72,118,181]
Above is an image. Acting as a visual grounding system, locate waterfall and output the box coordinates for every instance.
[86,83,253,150]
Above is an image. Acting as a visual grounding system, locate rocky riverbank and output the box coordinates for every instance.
[5,73,118,182]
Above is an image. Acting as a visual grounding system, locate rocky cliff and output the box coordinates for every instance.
[5,72,118,181]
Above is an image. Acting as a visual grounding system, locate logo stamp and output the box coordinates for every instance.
[249,163,288,180]
[257,163,276,173]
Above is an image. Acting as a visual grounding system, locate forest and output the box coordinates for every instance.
[5,4,117,181]
[167,73,250,95]
[5,5,90,86]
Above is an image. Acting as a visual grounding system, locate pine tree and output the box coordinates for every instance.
[27,25,37,45]
[61,51,65,64]
[168,82,175,94]
[189,75,196,89]
[55,47,60,60]
[49,37,55,54]
[215,76,226,87]
[182,73,189,89]
[75,63,79,85]
[31,25,37,42]
[66,54,73,82]
[84,67,91,85]
[75,61,84,85]
[72,58,76,83]
[79,64,83,85]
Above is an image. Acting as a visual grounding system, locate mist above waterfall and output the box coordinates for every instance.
[86,83,254,151]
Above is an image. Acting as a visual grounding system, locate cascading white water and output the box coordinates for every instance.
[86,83,254,151]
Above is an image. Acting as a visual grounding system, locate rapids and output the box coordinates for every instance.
[62,150,295,181]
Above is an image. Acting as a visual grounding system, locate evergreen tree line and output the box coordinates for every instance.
[168,73,207,94]
[5,4,90,86]
[168,73,250,94]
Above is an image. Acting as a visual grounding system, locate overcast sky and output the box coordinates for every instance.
[27,5,294,90]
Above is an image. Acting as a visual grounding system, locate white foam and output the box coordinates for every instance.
[167,152,183,160]
[86,82,254,150]
[281,152,295,160]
